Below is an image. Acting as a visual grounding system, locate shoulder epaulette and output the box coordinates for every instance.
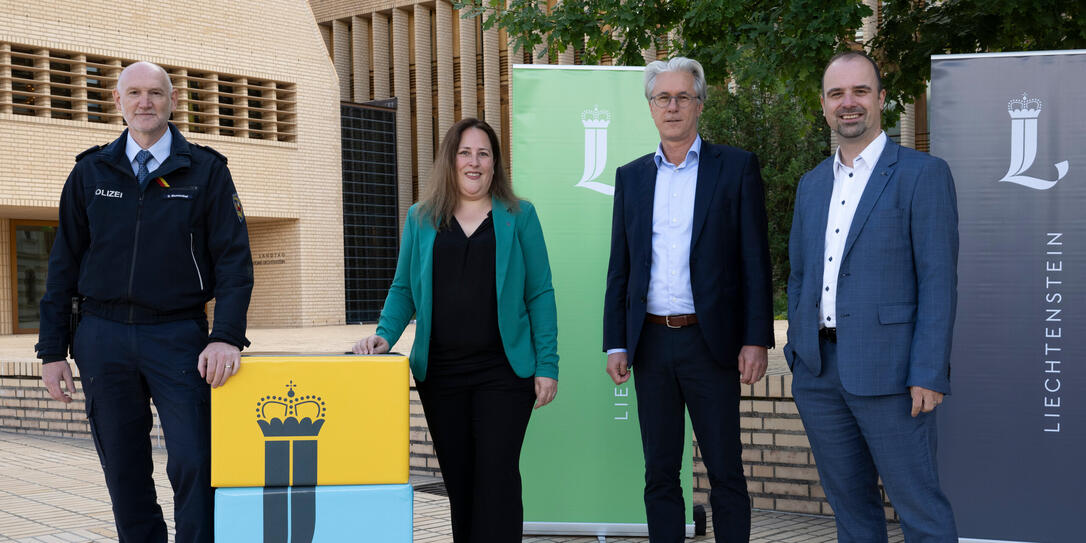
[193,143,228,164]
[75,145,102,162]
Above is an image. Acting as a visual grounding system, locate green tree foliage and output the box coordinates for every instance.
[457,0,1086,123]
[699,84,829,315]
[457,0,870,121]
[872,0,1086,115]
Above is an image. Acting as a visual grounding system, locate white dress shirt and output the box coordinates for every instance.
[125,129,173,178]
[820,131,887,328]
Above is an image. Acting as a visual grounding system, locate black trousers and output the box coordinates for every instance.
[634,323,749,543]
[74,314,213,543]
[416,362,536,543]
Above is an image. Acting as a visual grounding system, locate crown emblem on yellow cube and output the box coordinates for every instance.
[256,380,326,437]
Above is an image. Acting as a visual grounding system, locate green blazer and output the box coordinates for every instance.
[376,197,559,382]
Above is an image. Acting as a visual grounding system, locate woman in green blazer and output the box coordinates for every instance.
[354,118,558,542]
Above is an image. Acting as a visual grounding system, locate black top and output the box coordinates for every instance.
[429,213,507,376]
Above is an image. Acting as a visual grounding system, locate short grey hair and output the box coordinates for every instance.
[644,57,707,102]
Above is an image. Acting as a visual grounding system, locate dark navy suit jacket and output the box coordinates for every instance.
[603,140,775,365]
[784,139,959,395]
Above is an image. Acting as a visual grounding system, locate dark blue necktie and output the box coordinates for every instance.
[135,149,153,189]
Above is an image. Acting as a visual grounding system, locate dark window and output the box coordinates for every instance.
[342,101,398,323]
[12,222,58,333]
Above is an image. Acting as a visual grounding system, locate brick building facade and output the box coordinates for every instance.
[0,0,346,334]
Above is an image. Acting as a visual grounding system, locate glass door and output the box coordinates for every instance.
[11,221,58,334]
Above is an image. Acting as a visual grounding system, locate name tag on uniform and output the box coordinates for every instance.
[163,187,198,200]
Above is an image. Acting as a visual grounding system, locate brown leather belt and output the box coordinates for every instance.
[646,313,698,328]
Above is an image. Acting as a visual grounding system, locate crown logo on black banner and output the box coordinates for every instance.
[256,380,326,437]
[1007,93,1043,119]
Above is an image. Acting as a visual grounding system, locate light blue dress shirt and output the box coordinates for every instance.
[647,135,701,316]
[608,136,702,356]
[124,129,173,179]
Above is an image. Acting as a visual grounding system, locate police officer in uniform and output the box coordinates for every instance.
[36,61,253,543]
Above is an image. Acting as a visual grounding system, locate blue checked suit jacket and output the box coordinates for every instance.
[784,139,959,395]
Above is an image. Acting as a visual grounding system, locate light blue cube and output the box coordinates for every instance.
[215,484,413,542]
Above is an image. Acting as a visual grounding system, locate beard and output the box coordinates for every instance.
[833,108,871,140]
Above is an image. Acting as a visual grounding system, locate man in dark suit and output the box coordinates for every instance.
[784,51,958,542]
[603,57,774,543]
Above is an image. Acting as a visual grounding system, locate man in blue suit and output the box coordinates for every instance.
[604,57,774,543]
[784,51,958,542]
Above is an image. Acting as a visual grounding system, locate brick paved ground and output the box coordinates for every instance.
[0,431,904,542]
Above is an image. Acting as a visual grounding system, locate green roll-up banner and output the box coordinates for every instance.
[513,65,694,536]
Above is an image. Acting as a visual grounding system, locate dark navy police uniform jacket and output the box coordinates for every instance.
[36,123,254,362]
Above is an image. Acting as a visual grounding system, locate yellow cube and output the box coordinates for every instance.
[211,355,409,487]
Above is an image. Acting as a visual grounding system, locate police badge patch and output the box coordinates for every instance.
[232,193,245,223]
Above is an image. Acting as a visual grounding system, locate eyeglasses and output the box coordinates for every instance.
[650,93,699,108]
